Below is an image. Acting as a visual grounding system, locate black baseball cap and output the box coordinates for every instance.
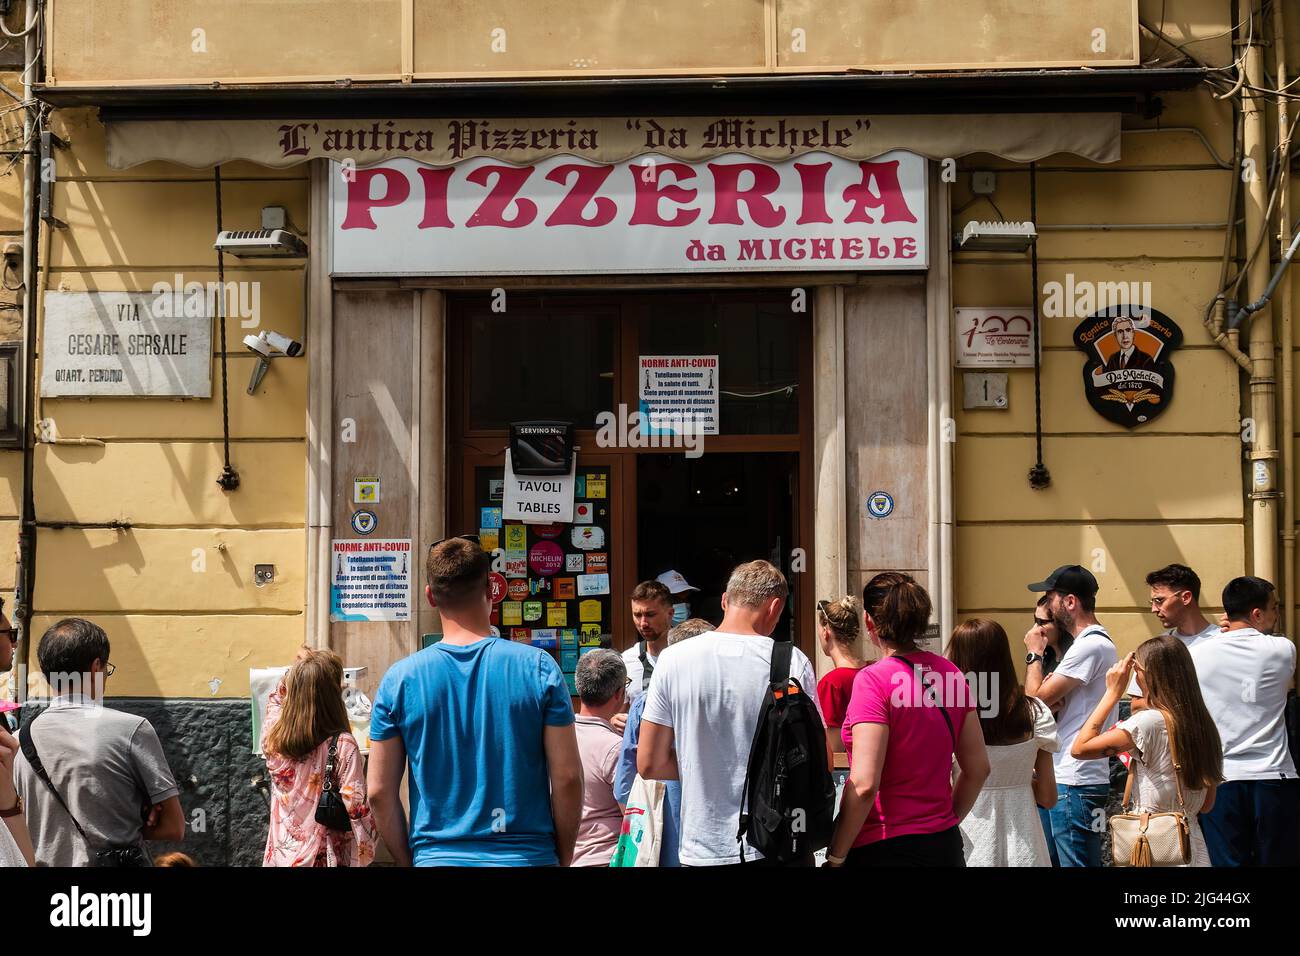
[1027,565,1098,600]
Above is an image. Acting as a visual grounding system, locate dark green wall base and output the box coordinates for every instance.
[20,698,267,867]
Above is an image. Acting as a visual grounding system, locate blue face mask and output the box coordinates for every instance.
[672,603,690,626]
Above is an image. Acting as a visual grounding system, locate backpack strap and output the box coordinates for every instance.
[895,654,956,748]
[638,641,654,692]
[18,718,91,842]
[736,638,795,863]
[769,638,793,689]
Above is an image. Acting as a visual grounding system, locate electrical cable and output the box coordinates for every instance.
[213,166,240,492]
[1027,162,1050,490]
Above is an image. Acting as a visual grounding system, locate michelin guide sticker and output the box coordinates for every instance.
[41,290,213,397]
[330,539,412,623]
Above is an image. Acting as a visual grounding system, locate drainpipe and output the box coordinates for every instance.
[1241,15,1279,585]
[14,0,41,707]
[1273,0,1296,646]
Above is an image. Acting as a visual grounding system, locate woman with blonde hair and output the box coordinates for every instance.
[1072,635,1221,867]
[816,596,866,764]
[262,647,377,867]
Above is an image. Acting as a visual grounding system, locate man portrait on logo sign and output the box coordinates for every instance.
[1101,316,1155,373]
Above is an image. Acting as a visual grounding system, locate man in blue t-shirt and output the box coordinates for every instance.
[367,536,583,866]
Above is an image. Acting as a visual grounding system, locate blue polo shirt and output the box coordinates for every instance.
[371,637,575,866]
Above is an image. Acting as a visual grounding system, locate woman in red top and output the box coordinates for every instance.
[815,595,866,767]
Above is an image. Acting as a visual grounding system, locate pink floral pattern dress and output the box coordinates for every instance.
[261,686,377,867]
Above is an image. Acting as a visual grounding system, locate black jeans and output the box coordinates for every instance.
[843,826,966,867]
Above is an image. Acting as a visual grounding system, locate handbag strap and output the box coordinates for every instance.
[1121,710,1188,814]
[895,654,956,748]
[18,719,90,842]
[322,734,340,793]
[1162,710,1188,813]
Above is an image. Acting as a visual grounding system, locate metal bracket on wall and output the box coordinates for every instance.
[39,131,69,230]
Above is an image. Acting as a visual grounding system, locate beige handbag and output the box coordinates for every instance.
[1109,716,1192,867]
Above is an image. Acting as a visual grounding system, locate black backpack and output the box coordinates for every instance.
[736,639,835,864]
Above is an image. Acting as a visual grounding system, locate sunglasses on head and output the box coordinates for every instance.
[427,533,481,561]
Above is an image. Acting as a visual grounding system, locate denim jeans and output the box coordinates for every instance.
[1199,779,1300,867]
[1047,784,1109,867]
[1037,805,1060,867]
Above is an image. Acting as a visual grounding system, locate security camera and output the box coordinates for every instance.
[243,330,302,358]
[243,330,303,394]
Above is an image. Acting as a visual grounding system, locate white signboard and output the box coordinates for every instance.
[954,307,1036,367]
[41,291,213,397]
[502,451,576,524]
[331,151,927,276]
[330,539,413,623]
[639,355,720,435]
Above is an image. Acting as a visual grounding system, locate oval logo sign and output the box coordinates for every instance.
[351,510,377,535]
[488,572,508,604]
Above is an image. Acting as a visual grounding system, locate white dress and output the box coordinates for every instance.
[1116,708,1211,867]
[0,820,26,867]
[960,698,1058,866]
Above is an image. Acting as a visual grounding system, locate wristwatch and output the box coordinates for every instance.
[1025,652,1044,665]
[0,794,21,818]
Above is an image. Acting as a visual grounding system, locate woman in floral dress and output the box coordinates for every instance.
[262,648,376,867]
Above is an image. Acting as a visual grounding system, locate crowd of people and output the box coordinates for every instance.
[0,542,1296,868]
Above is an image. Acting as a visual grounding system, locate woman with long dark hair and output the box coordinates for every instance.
[948,619,1058,866]
[1072,635,1222,867]
[824,573,990,867]
[262,647,377,867]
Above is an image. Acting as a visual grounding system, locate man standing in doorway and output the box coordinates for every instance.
[1024,564,1117,867]
[368,537,584,866]
[637,560,821,867]
[1127,563,1219,713]
[624,580,673,702]
[1194,576,1297,866]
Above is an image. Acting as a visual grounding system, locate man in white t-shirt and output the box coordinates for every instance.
[623,580,672,703]
[1194,576,1298,866]
[638,560,821,867]
[1024,564,1117,867]
[1128,563,1219,711]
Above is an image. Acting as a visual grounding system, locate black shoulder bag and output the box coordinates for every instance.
[315,734,352,832]
[18,720,146,867]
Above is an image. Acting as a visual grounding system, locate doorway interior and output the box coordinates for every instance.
[447,288,813,659]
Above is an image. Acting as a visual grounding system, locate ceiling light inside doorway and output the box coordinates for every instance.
[954,221,1037,252]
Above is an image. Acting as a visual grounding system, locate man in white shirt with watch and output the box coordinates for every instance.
[1023,564,1117,867]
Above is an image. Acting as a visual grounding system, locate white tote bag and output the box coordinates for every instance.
[609,775,665,868]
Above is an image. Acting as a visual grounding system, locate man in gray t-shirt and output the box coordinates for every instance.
[12,618,183,866]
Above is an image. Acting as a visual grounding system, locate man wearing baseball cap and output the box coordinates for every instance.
[655,570,700,629]
[1023,564,1118,867]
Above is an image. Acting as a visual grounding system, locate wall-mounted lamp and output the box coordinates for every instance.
[954,220,1038,253]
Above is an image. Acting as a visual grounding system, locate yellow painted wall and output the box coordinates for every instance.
[13,106,310,698]
[951,62,1257,671]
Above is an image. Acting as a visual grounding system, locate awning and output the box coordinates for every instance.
[104,113,1122,169]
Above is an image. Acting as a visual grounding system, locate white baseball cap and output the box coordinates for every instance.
[656,570,699,595]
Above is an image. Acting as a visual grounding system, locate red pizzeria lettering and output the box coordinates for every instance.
[339,159,920,231]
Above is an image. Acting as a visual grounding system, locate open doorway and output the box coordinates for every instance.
[636,452,797,640]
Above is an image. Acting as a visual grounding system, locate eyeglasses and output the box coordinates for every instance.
[1149,592,1182,609]
[0,627,15,644]
[1033,617,1053,628]
[624,677,633,688]
[103,661,116,677]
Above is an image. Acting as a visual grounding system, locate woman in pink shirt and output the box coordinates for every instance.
[825,573,990,867]
[262,648,377,867]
